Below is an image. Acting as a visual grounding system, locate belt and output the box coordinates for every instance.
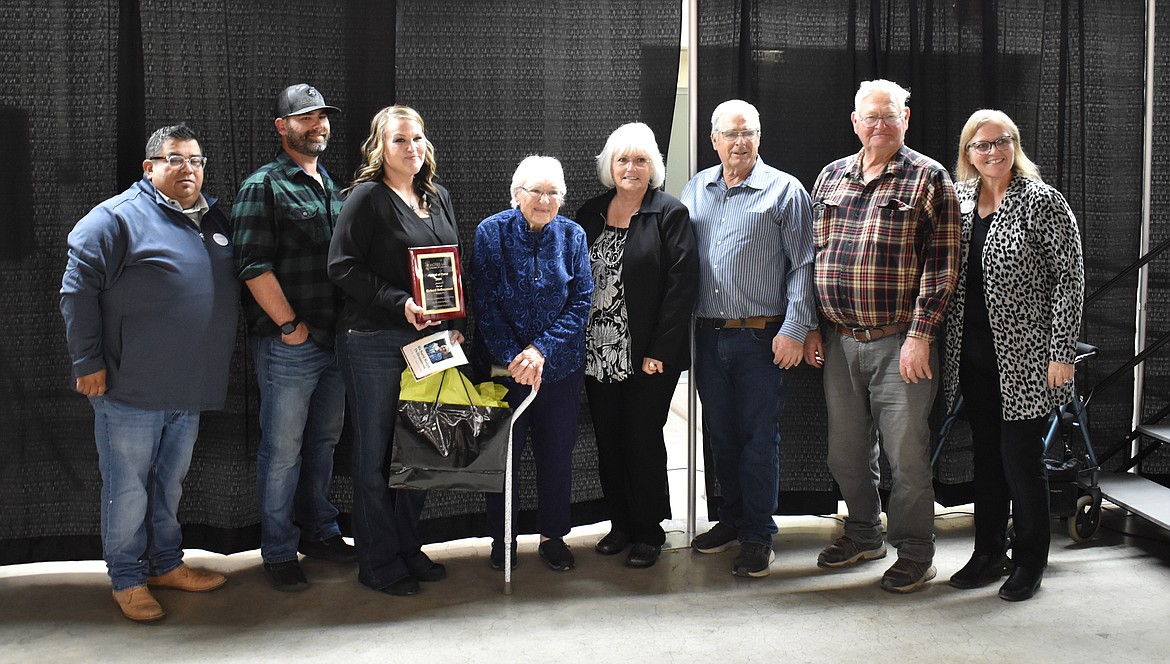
[834,322,910,342]
[696,315,782,330]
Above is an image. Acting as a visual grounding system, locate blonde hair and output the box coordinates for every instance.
[595,122,666,189]
[955,109,1042,183]
[346,105,438,200]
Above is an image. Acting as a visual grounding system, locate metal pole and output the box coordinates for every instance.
[1133,0,1155,463]
[686,0,700,542]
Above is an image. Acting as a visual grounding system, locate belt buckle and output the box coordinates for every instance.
[849,326,871,342]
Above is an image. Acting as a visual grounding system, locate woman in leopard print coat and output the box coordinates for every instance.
[942,109,1084,602]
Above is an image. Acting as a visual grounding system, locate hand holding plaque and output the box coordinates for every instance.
[409,244,466,322]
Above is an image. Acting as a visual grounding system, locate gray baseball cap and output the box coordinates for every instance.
[274,84,341,118]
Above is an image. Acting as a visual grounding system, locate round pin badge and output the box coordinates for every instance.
[212,233,229,246]
[960,200,975,215]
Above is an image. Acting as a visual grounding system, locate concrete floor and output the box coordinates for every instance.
[3,376,1170,663]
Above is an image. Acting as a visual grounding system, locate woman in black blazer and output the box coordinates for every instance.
[573,122,698,568]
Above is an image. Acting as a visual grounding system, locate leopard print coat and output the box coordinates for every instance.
[943,175,1085,421]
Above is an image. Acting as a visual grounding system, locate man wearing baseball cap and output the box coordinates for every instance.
[232,84,353,591]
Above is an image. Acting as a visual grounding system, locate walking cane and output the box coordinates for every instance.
[504,388,538,595]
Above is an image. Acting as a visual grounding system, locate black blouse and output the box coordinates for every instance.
[327,180,465,334]
[962,209,994,347]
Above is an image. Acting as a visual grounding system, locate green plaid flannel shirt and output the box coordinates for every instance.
[231,151,345,345]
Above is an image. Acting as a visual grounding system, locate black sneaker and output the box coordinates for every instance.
[817,535,886,568]
[880,557,937,593]
[263,560,309,592]
[691,522,738,553]
[732,541,775,578]
[298,534,357,564]
[490,540,518,571]
[538,538,576,571]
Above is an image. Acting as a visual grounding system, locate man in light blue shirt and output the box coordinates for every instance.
[680,99,816,578]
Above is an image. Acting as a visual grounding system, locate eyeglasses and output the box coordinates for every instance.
[718,129,759,141]
[966,135,1014,155]
[858,114,901,128]
[615,155,651,167]
[521,186,562,202]
[150,155,208,170]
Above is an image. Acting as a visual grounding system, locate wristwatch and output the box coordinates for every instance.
[279,317,300,336]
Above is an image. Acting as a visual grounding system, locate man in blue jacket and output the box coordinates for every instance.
[60,124,239,622]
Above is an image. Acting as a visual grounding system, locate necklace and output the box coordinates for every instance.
[385,178,421,210]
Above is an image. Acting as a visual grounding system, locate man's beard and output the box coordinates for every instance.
[287,128,328,157]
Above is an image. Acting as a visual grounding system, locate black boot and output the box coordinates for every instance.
[998,565,1044,601]
[949,551,1011,589]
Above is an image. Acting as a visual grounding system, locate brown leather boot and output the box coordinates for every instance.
[112,586,165,622]
[146,564,226,592]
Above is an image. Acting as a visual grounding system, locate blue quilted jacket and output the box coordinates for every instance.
[471,207,593,383]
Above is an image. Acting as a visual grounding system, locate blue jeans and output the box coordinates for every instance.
[694,324,787,545]
[254,336,346,564]
[336,329,432,590]
[823,330,937,563]
[90,396,200,591]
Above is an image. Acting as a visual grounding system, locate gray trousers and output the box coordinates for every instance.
[823,330,937,563]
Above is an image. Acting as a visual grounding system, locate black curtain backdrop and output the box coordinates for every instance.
[695,0,1148,513]
[1,0,1165,566]
[0,0,681,564]
[392,0,683,538]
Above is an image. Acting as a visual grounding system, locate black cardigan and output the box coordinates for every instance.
[573,188,698,371]
[328,180,466,335]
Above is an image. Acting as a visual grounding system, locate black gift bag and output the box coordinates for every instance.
[389,367,512,492]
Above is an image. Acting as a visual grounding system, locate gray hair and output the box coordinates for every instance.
[854,79,911,113]
[595,122,666,189]
[145,124,199,159]
[509,155,567,208]
[710,99,761,133]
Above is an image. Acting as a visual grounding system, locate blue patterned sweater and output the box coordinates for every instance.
[471,207,593,383]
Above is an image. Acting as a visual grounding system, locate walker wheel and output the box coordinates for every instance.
[1068,494,1100,542]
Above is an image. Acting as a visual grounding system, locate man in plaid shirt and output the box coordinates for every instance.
[803,79,959,594]
[231,84,353,591]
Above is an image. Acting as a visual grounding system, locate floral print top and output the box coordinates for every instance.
[586,225,632,381]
